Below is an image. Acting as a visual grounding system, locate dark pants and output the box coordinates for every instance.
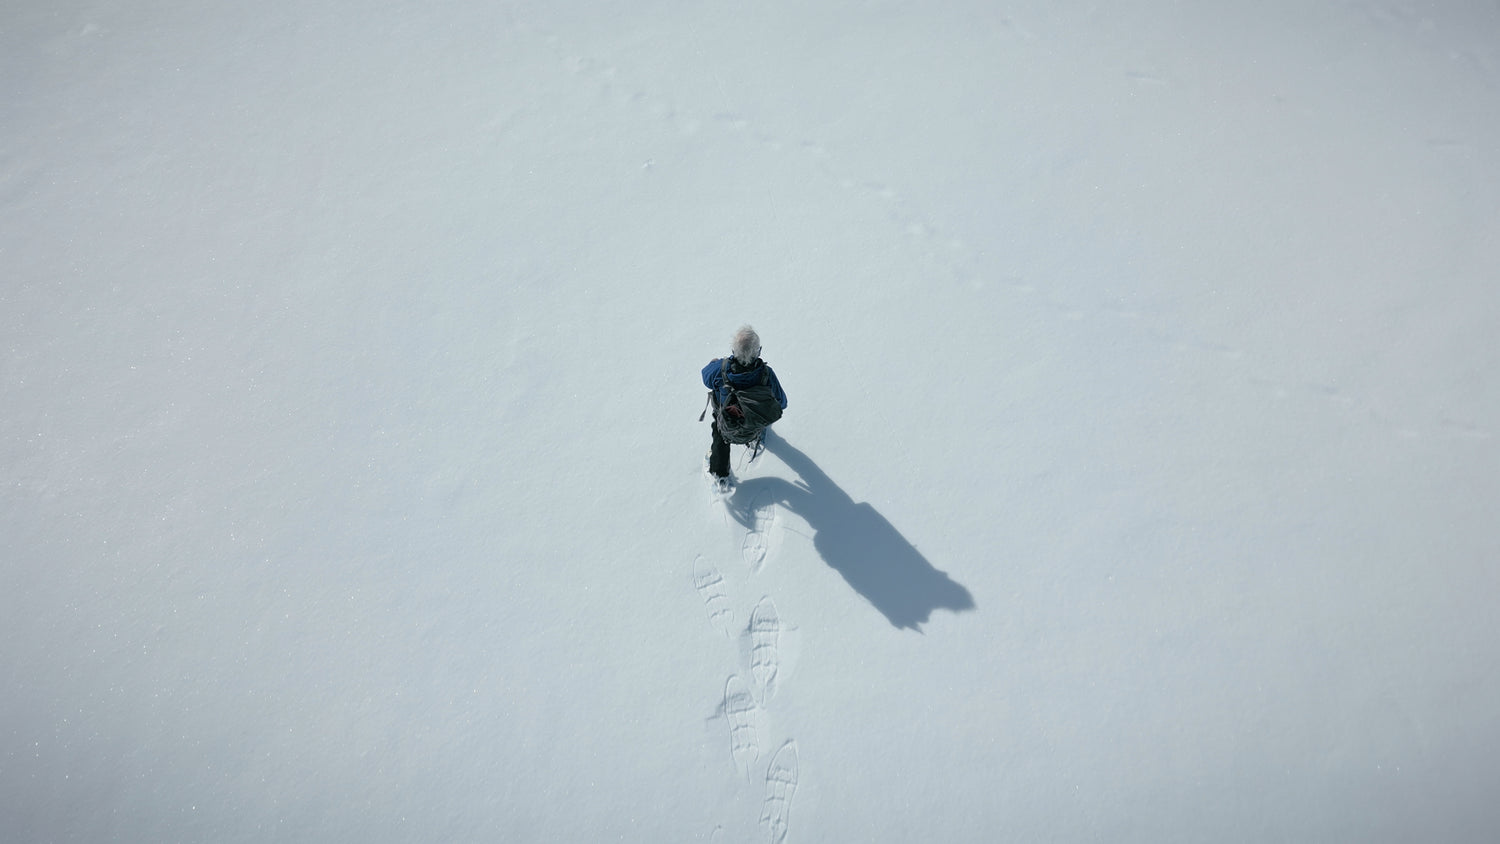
[708,420,732,478]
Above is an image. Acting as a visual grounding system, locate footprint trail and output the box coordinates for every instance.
[724,675,761,780]
[761,741,800,844]
[749,597,782,704]
[693,555,734,637]
[740,488,777,573]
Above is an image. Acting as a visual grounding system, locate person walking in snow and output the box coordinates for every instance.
[702,325,788,487]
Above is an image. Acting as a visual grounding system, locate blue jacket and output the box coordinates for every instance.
[702,358,788,410]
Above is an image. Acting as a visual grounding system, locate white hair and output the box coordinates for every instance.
[731,325,762,366]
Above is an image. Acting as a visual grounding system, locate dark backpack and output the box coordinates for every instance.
[710,358,782,444]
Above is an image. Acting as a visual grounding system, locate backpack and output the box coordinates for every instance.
[710,358,782,444]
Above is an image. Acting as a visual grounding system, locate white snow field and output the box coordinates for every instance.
[4,1,1498,841]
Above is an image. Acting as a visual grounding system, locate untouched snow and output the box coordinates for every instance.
[4,1,1498,841]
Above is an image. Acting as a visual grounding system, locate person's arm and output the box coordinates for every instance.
[702,359,724,391]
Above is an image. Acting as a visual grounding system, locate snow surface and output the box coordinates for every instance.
[4,1,1499,841]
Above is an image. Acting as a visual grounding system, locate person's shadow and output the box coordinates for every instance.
[728,430,974,631]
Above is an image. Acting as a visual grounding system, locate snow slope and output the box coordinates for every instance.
[4,1,1498,841]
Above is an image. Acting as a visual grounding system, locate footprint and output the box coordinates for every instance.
[693,556,734,637]
[749,597,781,703]
[760,741,799,844]
[753,490,776,531]
[724,675,761,779]
[742,532,768,572]
[739,488,776,572]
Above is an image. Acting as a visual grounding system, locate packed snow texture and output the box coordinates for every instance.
[4,1,1498,841]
